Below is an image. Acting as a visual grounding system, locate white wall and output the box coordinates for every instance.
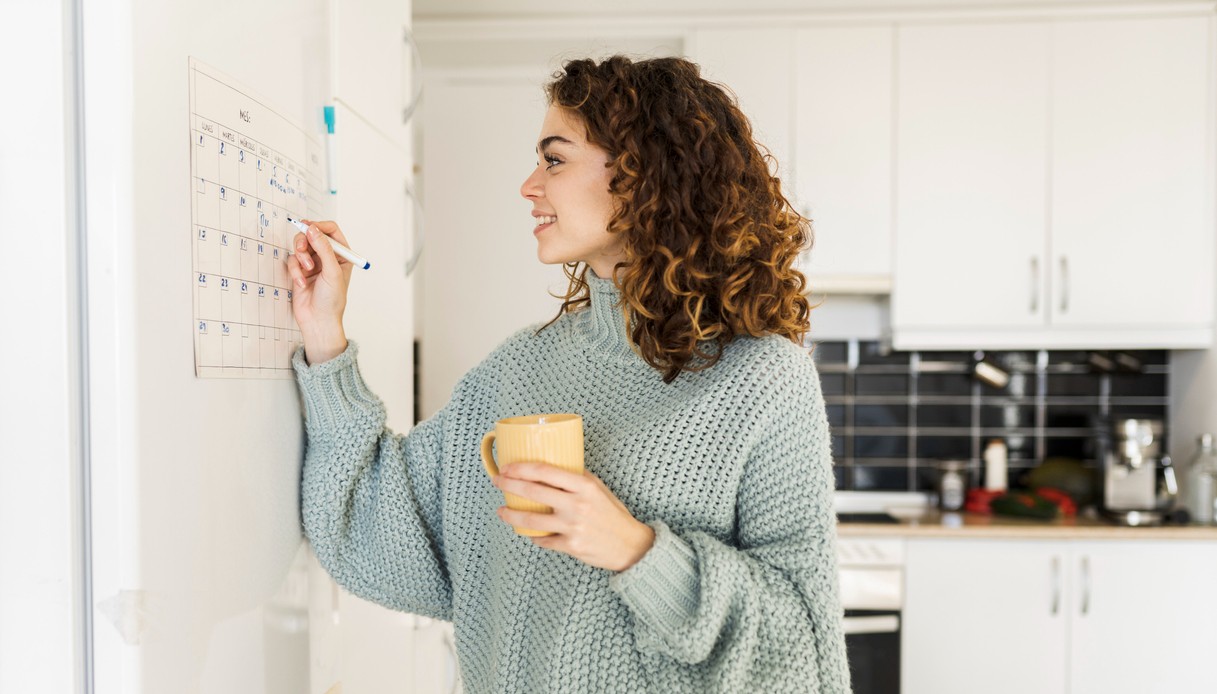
[1171,353,1217,487]
[0,0,83,691]
[415,34,685,418]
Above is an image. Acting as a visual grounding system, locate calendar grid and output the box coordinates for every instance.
[189,59,324,379]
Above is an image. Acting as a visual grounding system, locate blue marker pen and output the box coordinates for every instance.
[286,217,371,270]
[324,106,337,195]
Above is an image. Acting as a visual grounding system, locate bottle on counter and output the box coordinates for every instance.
[938,460,967,511]
[984,439,1008,492]
[1185,433,1217,525]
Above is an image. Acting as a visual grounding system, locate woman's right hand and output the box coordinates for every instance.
[286,219,354,365]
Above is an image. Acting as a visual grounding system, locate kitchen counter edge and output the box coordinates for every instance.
[837,512,1217,540]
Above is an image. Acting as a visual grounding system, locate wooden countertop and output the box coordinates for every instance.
[838,511,1217,540]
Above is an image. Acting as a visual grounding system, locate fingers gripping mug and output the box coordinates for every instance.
[480,414,585,536]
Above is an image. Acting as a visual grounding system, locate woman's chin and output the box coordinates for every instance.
[536,248,573,266]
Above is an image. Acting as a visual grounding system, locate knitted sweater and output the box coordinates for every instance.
[293,273,850,693]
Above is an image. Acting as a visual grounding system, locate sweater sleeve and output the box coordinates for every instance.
[608,359,851,693]
[294,341,454,621]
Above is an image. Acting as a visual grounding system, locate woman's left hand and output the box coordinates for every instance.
[492,463,655,572]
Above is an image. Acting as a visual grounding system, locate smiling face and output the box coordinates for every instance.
[520,105,624,279]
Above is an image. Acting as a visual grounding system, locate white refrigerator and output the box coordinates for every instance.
[10,0,453,691]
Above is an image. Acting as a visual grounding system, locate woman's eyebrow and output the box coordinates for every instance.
[536,135,576,152]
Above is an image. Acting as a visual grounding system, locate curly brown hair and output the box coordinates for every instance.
[540,55,812,383]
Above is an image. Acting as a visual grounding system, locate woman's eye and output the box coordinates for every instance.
[544,154,563,170]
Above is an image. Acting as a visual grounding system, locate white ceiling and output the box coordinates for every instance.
[414,0,1166,20]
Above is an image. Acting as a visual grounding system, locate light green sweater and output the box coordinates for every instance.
[293,273,850,693]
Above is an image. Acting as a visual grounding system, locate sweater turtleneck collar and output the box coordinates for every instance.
[580,270,637,360]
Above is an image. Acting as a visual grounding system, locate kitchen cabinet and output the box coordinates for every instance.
[793,26,894,292]
[893,22,1049,334]
[689,26,895,293]
[1049,17,1212,331]
[331,100,415,433]
[332,0,416,147]
[321,2,450,692]
[903,539,1068,694]
[903,538,1217,694]
[892,15,1214,349]
[686,28,794,182]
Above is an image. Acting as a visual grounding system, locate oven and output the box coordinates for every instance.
[838,535,905,694]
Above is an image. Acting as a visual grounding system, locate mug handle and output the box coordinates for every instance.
[480,431,500,478]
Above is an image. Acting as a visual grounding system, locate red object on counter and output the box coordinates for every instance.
[1033,487,1077,517]
[965,488,1004,514]
[964,487,1077,517]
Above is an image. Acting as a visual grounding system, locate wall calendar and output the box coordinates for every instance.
[188,57,325,378]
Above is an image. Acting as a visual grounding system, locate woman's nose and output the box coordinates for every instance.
[520,165,543,199]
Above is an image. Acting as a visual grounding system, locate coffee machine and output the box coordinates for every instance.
[1101,418,1178,526]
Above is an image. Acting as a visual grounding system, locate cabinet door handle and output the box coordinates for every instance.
[1080,555,1091,616]
[1030,256,1040,313]
[1050,555,1061,615]
[402,27,424,124]
[405,183,424,277]
[1059,256,1070,313]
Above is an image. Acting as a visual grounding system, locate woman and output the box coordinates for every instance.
[288,56,849,693]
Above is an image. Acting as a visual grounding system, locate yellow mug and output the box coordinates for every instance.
[480,413,585,536]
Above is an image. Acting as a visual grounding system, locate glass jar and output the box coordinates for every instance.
[938,460,968,512]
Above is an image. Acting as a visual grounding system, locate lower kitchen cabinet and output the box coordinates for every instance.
[903,538,1217,694]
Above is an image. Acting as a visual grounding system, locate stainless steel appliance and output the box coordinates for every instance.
[1101,418,1178,526]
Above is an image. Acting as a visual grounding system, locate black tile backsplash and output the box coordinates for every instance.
[855,373,910,395]
[856,404,909,427]
[918,373,973,396]
[810,340,1170,492]
[853,465,911,492]
[980,405,1035,429]
[855,435,908,459]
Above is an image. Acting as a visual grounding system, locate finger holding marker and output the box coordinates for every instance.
[285,219,359,365]
[288,217,370,270]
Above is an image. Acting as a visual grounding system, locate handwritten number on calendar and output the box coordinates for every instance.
[220,278,229,289]
[198,228,207,240]
[240,238,248,251]
[197,273,207,286]
[221,233,228,246]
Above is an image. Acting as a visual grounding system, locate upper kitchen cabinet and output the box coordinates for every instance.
[331,0,416,147]
[794,26,894,293]
[689,25,896,293]
[893,14,1214,349]
[893,22,1050,336]
[686,27,795,183]
[1050,16,1212,332]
